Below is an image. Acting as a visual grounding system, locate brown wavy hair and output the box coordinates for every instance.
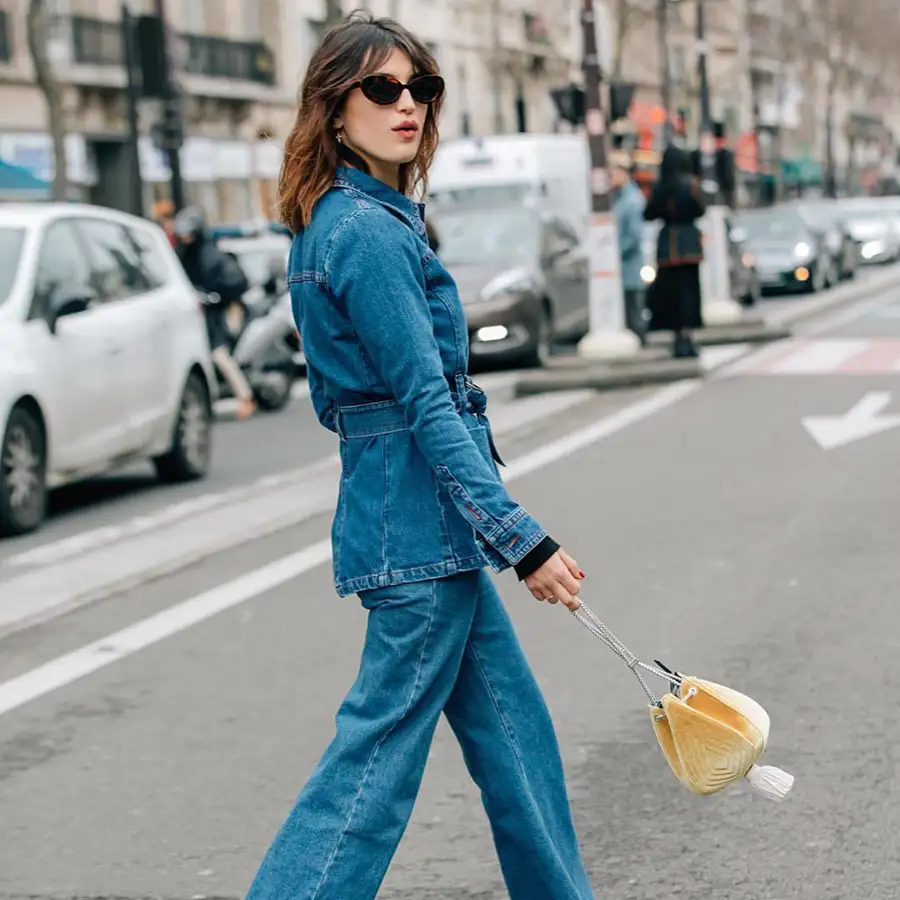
[277,10,443,233]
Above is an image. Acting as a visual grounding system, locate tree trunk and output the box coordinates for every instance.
[824,66,838,198]
[26,0,68,201]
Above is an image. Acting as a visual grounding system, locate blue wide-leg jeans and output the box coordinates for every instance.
[245,569,594,900]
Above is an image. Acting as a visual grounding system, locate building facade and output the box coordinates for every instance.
[4,0,893,216]
[0,0,580,222]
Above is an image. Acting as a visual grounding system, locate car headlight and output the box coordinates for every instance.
[640,264,657,284]
[478,268,534,302]
[794,241,813,261]
[861,240,883,260]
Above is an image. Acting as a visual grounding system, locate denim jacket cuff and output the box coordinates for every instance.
[484,507,547,566]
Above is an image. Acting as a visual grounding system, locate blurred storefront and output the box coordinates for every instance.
[0,130,284,221]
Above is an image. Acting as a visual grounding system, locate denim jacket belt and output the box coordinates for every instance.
[335,383,505,467]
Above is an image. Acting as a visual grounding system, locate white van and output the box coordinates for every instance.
[426,134,590,238]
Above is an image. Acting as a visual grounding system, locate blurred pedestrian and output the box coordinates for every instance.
[610,150,647,347]
[243,11,594,900]
[173,206,257,420]
[644,145,706,358]
[151,199,177,247]
[689,122,737,209]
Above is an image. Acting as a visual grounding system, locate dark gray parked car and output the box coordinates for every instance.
[429,206,589,369]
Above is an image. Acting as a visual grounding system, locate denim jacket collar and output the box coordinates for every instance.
[334,165,427,240]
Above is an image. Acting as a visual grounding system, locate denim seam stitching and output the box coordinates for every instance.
[287,272,324,285]
[322,205,380,286]
[380,432,391,576]
[467,636,583,898]
[336,557,484,595]
[309,579,437,899]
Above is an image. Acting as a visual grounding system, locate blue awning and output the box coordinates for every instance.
[0,158,51,199]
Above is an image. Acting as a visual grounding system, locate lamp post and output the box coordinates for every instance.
[576,0,640,360]
[694,0,744,325]
[120,0,144,216]
[153,0,185,211]
[657,0,673,145]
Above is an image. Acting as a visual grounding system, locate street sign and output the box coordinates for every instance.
[802,392,900,450]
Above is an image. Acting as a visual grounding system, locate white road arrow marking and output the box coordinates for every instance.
[803,391,900,450]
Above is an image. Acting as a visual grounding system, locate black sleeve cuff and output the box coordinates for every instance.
[514,535,560,581]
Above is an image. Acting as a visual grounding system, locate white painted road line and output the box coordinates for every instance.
[0,541,333,718]
[769,339,870,374]
[699,344,750,372]
[0,388,597,636]
[0,377,702,718]
[1,455,340,570]
[0,470,340,638]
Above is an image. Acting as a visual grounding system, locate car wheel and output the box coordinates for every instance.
[521,304,553,368]
[154,372,212,483]
[1,406,47,537]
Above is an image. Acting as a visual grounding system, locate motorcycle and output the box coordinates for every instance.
[199,286,298,412]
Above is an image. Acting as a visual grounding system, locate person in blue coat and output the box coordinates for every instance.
[610,150,648,346]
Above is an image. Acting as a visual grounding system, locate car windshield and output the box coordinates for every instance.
[430,208,539,266]
[841,204,889,225]
[798,202,837,226]
[0,227,25,307]
[737,210,807,242]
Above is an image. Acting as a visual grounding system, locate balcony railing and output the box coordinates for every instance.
[179,34,275,85]
[72,16,123,66]
[70,16,275,86]
[0,10,12,63]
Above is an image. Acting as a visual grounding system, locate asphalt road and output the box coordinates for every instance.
[1,273,899,899]
[0,267,886,570]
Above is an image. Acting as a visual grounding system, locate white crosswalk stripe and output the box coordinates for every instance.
[738,338,900,376]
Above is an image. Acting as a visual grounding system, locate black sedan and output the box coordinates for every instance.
[428,207,589,369]
[731,208,835,294]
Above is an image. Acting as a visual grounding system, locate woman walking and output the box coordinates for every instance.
[644,145,706,358]
[244,12,595,900]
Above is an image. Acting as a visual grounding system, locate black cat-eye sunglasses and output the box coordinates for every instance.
[350,73,445,106]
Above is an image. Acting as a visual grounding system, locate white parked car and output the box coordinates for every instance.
[0,203,217,537]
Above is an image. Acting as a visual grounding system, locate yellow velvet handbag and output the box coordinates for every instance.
[572,603,794,801]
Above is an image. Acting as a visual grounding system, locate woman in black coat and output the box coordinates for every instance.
[644,146,706,358]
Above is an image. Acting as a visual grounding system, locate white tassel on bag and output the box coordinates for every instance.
[746,764,795,801]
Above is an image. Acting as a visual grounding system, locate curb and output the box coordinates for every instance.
[647,322,792,348]
[514,357,702,397]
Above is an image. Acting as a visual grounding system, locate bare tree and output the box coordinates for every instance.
[324,0,343,29]
[26,0,68,201]
[610,0,637,79]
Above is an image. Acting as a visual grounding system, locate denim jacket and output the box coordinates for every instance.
[288,166,547,597]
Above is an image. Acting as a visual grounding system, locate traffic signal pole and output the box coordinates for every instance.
[153,0,185,211]
[695,0,744,326]
[576,0,640,361]
[657,0,673,146]
[121,0,144,216]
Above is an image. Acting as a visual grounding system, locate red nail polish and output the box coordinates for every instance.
[578,570,586,579]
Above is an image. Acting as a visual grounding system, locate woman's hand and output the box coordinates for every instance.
[524,550,584,611]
